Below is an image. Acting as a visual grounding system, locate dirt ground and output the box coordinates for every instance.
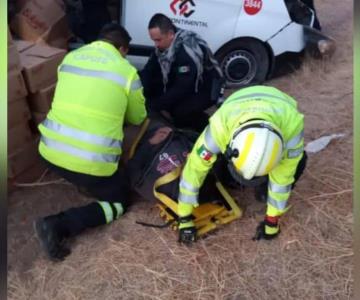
[7,1,353,299]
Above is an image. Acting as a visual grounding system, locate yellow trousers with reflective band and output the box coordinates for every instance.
[178,201,195,229]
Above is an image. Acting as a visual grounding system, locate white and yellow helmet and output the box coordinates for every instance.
[227,120,284,181]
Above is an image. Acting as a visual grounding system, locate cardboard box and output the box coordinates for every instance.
[8,121,35,154]
[15,0,28,11]
[10,0,71,49]
[19,44,66,93]
[8,69,28,102]
[16,40,35,53]
[8,44,21,71]
[28,84,56,113]
[8,161,48,191]
[37,17,72,49]
[31,111,47,126]
[8,97,31,129]
[8,137,41,179]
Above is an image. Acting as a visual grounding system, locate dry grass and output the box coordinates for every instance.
[7,173,353,300]
[7,0,353,299]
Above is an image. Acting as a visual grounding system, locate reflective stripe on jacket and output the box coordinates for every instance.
[39,41,146,176]
[179,86,304,216]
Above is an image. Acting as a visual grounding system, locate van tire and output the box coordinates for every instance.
[216,38,270,88]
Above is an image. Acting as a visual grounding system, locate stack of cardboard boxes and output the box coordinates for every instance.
[10,0,71,49]
[8,0,70,188]
[8,30,41,184]
[8,36,67,187]
[16,40,66,128]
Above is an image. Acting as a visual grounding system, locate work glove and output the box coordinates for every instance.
[253,216,280,241]
[178,201,197,244]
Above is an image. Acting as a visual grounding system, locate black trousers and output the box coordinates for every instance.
[256,152,308,199]
[147,92,213,133]
[44,159,130,237]
[214,152,308,193]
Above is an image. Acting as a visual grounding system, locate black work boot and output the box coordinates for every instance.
[34,216,71,261]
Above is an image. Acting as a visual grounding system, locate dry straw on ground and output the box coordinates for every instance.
[8,0,353,299]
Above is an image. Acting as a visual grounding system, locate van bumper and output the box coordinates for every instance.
[303,25,336,56]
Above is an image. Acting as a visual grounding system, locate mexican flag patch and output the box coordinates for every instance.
[178,65,190,73]
[197,145,213,161]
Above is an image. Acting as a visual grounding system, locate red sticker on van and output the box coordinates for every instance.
[170,0,195,18]
[244,0,262,15]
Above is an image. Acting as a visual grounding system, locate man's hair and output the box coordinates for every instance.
[148,13,176,34]
[98,23,132,49]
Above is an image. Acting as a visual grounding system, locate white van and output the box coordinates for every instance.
[64,0,335,87]
[67,0,334,87]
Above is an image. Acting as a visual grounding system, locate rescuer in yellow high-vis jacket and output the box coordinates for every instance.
[34,24,147,261]
[177,86,307,244]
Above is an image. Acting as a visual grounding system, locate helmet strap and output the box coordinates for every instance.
[224,146,239,161]
[227,163,268,187]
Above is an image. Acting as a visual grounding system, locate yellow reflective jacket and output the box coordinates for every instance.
[39,41,147,176]
[179,86,304,217]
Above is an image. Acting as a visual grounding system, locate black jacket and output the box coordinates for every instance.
[140,44,216,111]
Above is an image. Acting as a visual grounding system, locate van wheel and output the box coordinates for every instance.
[216,39,270,88]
